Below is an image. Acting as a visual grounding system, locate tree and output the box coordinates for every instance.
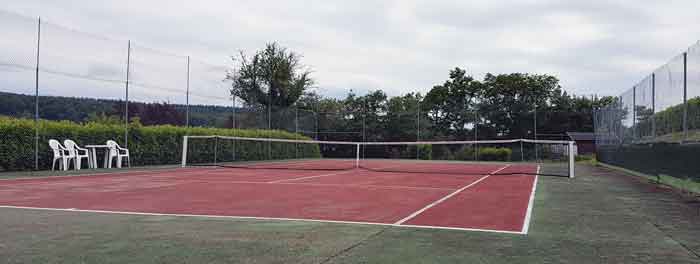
[226,42,314,108]
[386,93,422,141]
[477,73,562,138]
[421,68,481,139]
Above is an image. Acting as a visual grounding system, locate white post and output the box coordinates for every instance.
[568,141,575,178]
[181,136,188,167]
[356,143,360,168]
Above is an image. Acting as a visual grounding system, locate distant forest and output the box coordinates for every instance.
[0,91,239,128]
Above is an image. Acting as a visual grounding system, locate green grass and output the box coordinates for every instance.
[1,164,699,263]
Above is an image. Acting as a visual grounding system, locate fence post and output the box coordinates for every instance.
[232,97,236,161]
[295,105,299,159]
[632,85,636,141]
[416,107,420,159]
[34,16,42,171]
[651,73,656,139]
[533,106,538,161]
[473,111,478,161]
[683,52,688,142]
[185,56,190,127]
[124,40,131,148]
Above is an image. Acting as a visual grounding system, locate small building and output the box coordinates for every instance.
[566,132,596,155]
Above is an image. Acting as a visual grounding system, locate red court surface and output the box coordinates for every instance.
[0,161,539,234]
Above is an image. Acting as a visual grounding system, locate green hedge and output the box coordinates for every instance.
[419,145,512,161]
[477,147,512,161]
[0,116,320,171]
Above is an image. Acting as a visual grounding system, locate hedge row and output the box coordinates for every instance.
[419,145,513,161]
[0,116,320,171]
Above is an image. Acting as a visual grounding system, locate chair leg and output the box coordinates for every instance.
[116,156,122,168]
[52,158,56,171]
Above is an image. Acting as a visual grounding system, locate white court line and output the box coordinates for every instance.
[521,166,540,234]
[0,205,524,235]
[267,170,358,183]
[393,164,511,225]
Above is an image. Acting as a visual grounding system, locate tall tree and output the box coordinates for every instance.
[477,73,561,138]
[421,68,481,139]
[226,42,314,108]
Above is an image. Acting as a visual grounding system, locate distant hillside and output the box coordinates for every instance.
[0,91,244,127]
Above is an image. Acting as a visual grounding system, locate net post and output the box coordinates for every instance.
[181,136,188,167]
[355,143,360,168]
[568,141,575,178]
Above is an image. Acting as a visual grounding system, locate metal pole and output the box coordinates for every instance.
[652,73,656,139]
[124,40,131,148]
[416,107,420,159]
[474,111,478,161]
[362,103,367,159]
[295,105,299,159]
[34,17,41,171]
[185,56,190,127]
[534,105,538,161]
[267,87,271,160]
[683,52,688,142]
[632,86,636,141]
[232,97,236,161]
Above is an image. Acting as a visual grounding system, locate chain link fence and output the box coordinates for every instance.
[595,41,700,181]
[1,10,582,174]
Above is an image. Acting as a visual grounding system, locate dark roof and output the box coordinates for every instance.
[566,132,595,141]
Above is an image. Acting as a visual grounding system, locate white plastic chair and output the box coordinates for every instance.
[106,140,130,168]
[48,139,73,171]
[64,139,91,170]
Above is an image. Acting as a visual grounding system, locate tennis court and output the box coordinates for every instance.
[0,159,541,234]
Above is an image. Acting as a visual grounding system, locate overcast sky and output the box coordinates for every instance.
[1,0,699,101]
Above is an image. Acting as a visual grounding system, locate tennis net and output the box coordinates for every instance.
[181,136,575,178]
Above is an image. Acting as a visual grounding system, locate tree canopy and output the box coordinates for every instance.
[227,42,314,108]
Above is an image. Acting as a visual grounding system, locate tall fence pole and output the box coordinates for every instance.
[416,107,420,159]
[683,52,688,142]
[267,89,271,160]
[632,85,636,141]
[474,111,479,161]
[534,106,538,161]
[651,73,656,139]
[34,17,42,171]
[124,40,131,148]
[185,56,190,127]
[231,96,236,161]
[295,105,299,159]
